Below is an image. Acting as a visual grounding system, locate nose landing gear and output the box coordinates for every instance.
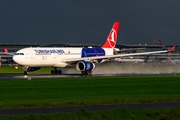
[24,71,28,75]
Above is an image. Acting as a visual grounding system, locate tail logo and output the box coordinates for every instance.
[101,22,120,48]
[107,29,117,48]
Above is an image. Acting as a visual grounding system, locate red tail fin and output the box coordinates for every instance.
[4,48,8,53]
[101,22,120,48]
[168,45,176,52]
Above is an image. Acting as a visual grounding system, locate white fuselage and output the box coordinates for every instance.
[12,47,113,67]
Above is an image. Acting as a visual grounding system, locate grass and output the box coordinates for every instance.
[1,108,180,120]
[0,65,52,74]
[0,76,180,109]
[1,66,180,119]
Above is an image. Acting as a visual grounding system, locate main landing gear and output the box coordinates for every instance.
[81,70,92,76]
[51,69,62,75]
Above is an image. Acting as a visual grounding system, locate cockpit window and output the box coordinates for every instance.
[15,53,24,55]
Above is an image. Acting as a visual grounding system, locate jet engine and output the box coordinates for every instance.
[27,67,41,72]
[76,61,95,71]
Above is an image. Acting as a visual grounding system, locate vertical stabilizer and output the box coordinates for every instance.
[4,48,8,53]
[101,22,120,48]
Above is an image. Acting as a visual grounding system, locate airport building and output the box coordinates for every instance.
[116,44,180,63]
[0,42,180,64]
[0,43,40,52]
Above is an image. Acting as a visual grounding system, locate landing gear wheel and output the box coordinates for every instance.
[51,70,55,75]
[81,71,86,76]
[88,70,92,75]
[81,70,92,76]
[55,70,59,74]
[51,69,62,75]
[58,70,62,74]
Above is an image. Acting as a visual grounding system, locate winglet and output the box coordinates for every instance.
[4,48,8,53]
[168,45,176,52]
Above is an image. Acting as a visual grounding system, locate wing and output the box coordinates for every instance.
[0,52,14,56]
[62,46,176,63]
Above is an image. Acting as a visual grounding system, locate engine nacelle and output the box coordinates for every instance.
[27,67,41,72]
[76,61,95,71]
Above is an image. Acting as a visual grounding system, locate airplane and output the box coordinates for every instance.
[0,48,16,64]
[12,22,176,75]
[0,48,13,55]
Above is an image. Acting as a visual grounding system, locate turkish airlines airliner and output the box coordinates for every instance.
[12,22,176,75]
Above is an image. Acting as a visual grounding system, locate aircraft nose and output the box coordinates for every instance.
[13,56,19,64]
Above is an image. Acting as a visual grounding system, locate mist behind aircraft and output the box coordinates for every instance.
[64,63,180,74]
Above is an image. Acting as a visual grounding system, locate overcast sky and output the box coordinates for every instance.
[0,0,180,46]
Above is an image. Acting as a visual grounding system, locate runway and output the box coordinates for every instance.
[0,72,179,80]
[0,102,180,115]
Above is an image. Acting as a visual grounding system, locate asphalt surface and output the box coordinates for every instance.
[0,73,179,79]
[1,102,180,115]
